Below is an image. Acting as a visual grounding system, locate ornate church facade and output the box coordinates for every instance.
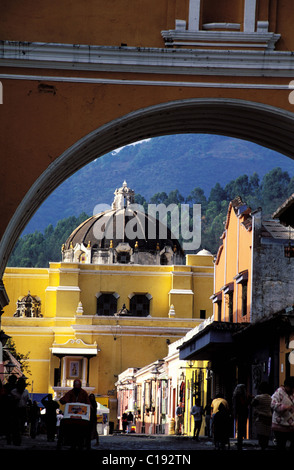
[2,183,214,423]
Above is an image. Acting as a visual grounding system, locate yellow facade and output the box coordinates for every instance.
[183,360,209,438]
[213,200,252,323]
[2,251,214,422]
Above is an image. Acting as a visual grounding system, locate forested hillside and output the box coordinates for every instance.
[23,134,294,235]
[8,167,294,267]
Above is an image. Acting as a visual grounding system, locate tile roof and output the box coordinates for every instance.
[261,219,294,240]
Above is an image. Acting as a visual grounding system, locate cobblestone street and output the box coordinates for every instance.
[0,431,276,452]
[0,432,282,467]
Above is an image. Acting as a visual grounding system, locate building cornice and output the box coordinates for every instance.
[1,41,294,77]
[161,29,280,50]
[72,324,192,337]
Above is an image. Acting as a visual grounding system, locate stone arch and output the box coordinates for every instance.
[1,97,294,279]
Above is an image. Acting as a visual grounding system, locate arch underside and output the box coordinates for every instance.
[1,97,294,278]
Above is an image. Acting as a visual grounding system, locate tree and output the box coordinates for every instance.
[6,337,31,381]
[225,174,251,201]
[208,183,227,210]
[166,189,184,205]
[149,192,168,205]
[7,168,294,265]
[260,167,291,216]
[186,187,207,210]
[8,212,90,268]
[134,193,148,212]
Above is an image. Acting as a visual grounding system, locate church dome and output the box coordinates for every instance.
[62,182,184,265]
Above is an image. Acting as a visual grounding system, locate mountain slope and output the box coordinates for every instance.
[23,134,294,234]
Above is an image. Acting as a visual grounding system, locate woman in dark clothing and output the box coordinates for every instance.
[89,393,99,445]
[213,403,231,450]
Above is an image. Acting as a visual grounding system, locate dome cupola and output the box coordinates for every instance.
[62,182,184,265]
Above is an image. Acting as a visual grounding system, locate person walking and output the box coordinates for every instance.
[211,393,229,439]
[59,379,90,405]
[251,382,272,450]
[29,400,41,439]
[122,411,128,433]
[58,379,91,450]
[232,384,250,450]
[2,374,17,445]
[213,402,231,450]
[204,399,212,438]
[56,409,63,439]
[127,411,134,433]
[190,399,204,441]
[41,393,59,441]
[271,376,294,451]
[89,393,99,445]
[175,402,184,435]
[11,376,30,445]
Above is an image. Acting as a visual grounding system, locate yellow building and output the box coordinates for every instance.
[2,182,214,424]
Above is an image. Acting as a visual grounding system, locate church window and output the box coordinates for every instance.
[129,294,151,317]
[160,253,168,265]
[200,309,206,319]
[96,293,118,316]
[201,0,244,30]
[116,252,130,264]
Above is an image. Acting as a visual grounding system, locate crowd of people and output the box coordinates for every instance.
[0,377,100,449]
[178,376,294,451]
[0,374,293,450]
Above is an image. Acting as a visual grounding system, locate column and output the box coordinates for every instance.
[188,0,202,31]
[61,357,67,387]
[82,357,87,387]
[244,0,257,32]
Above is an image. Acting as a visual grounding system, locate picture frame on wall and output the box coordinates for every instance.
[69,360,79,378]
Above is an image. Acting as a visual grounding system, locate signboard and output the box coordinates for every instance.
[64,402,90,421]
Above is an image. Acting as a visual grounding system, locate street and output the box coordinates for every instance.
[0,432,282,467]
[0,431,277,452]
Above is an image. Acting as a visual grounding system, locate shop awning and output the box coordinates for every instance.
[97,403,109,414]
[178,321,247,361]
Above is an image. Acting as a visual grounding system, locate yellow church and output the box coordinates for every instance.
[2,182,213,423]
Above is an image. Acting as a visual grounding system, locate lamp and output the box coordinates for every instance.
[4,360,15,375]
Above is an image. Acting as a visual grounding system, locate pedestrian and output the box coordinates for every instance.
[2,374,17,444]
[232,383,251,450]
[11,376,30,445]
[41,393,59,441]
[271,376,294,451]
[211,393,229,439]
[56,409,63,438]
[89,393,99,445]
[175,402,184,435]
[251,382,272,450]
[59,378,90,405]
[204,399,212,438]
[58,379,91,450]
[29,400,41,438]
[122,411,128,433]
[190,399,203,441]
[213,402,231,450]
[127,411,134,433]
